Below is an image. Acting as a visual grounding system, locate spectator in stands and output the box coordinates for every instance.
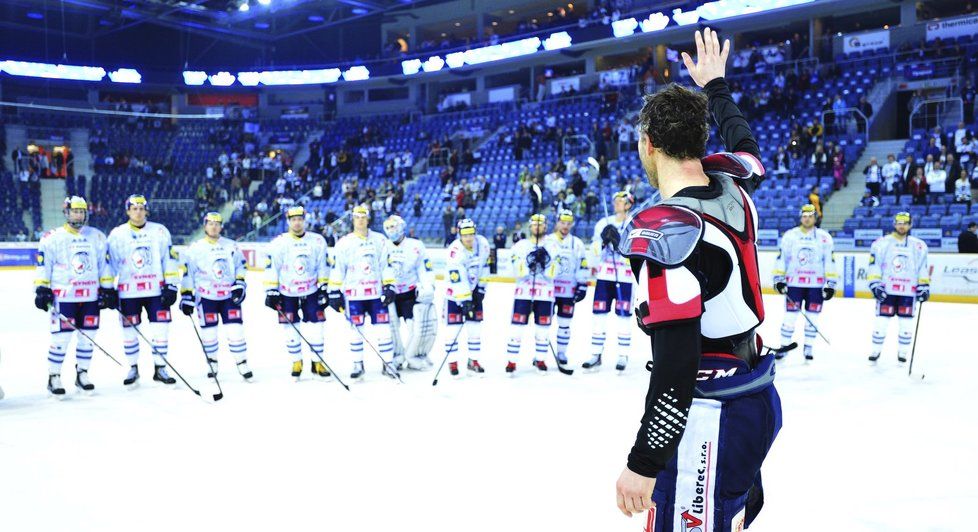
[959,134,976,174]
[413,195,423,217]
[925,137,941,160]
[882,154,902,195]
[963,78,976,124]
[445,226,457,247]
[945,153,961,194]
[442,206,454,241]
[772,145,790,178]
[924,154,935,176]
[955,170,972,204]
[909,168,929,205]
[584,191,599,221]
[858,95,873,119]
[811,143,829,179]
[15,229,27,242]
[830,144,846,190]
[493,226,507,250]
[927,161,947,198]
[511,222,526,245]
[959,222,978,253]
[808,185,822,226]
[864,157,883,197]
[807,121,824,153]
[861,190,880,208]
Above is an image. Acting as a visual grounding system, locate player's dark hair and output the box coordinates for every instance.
[638,83,709,161]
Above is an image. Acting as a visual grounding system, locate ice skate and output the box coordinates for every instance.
[582,354,602,372]
[47,374,66,396]
[615,355,628,372]
[467,359,485,375]
[350,361,365,380]
[237,360,254,380]
[153,365,176,385]
[75,366,94,392]
[312,360,331,378]
[123,365,140,387]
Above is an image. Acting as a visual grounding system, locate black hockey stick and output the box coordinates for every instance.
[785,295,831,345]
[765,342,798,357]
[118,311,221,401]
[432,321,466,386]
[55,312,123,366]
[275,306,350,391]
[186,315,224,401]
[339,307,404,384]
[908,301,924,378]
[546,339,575,375]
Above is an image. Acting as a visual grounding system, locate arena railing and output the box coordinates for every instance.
[821,107,870,148]
[909,97,964,135]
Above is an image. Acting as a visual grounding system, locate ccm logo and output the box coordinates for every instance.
[628,228,663,241]
[696,368,737,381]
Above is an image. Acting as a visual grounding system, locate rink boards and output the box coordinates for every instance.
[2,242,976,303]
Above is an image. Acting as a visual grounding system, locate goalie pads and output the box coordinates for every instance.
[407,302,439,359]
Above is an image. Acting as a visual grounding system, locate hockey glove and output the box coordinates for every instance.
[98,287,118,310]
[265,289,282,310]
[316,284,331,310]
[328,290,345,313]
[822,282,836,301]
[574,283,588,303]
[34,286,54,311]
[600,224,621,250]
[382,284,396,306]
[161,285,178,308]
[633,301,656,338]
[460,299,477,320]
[473,285,487,306]
[870,282,887,302]
[230,280,247,305]
[773,275,787,295]
[915,283,930,303]
[179,292,196,316]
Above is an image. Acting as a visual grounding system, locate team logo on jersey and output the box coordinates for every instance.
[37,251,45,266]
[423,258,433,271]
[130,247,152,270]
[293,254,310,275]
[70,251,92,274]
[891,254,907,273]
[796,247,815,266]
[211,258,230,280]
[680,510,704,530]
[449,270,461,283]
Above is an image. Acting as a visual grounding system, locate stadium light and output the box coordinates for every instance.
[238,1,249,12]
[421,56,444,73]
[259,68,342,85]
[237,71,261,86]
[0,60,105,81]
[183,70,207,85]
[108,68,142,84]
[208,71,237,86]
[611,18,638,37]
[542,31,572,51]
[258,0,271,5]
[640,12,670,33]
[342,66,370,81]
[401,59,422,76]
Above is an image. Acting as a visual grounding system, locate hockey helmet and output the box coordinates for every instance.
[352,204,370,218]
[557,209,575,223]
[203,211,223,224]
[894,211,911,224]
[613,190,635,205]
[457,218,477,236]
[125,194,148,210]
[63,196,89,228]
[383,215,406,242]
[799,204,817,217]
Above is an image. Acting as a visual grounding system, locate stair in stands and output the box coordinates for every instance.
[821,139,908,231]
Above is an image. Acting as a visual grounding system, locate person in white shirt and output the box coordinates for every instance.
[955,170,972,203]
[926,161,947,195]
[882,154,902,195]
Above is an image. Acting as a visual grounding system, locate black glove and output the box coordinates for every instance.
[773,276,787,295]
[870,282,887,302]
[574,283,588,303]
[473,285,486,306]
[915,283,930,303]
[822,285,836,301]
[98,287,118,310]
[382,284,396,306]
[600,224,620,250]
[161,285,178,308]
[634,301,656,337]
[328,290,345,313]
[179,292,196,316]
[34,286,54,311]
[316,284,331,309]
[460,299,476,320]
[265,289,282,310]
[230,280,247,305]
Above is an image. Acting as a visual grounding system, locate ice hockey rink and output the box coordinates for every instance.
[0,269,974,532]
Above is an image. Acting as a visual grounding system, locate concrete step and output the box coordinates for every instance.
[40,178,66,231]
[822,139,908,231]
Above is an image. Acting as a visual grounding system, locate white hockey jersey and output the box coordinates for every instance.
[772,226,838,288]
[263,232,329,298]
[510,237,560,302]
[868,234,930,297]
[445,235,491,303]
[328,230,393,302]
[36,224,113,303]
[180,236,247,301]
[386,237,434,295]
[591,215,634,284]
[544,232,589,298]
[107,221,180,299]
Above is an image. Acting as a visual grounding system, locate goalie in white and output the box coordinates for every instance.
[382,215,437,371]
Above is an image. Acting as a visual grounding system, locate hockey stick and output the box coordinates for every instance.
[432,322,466,386]
[765,342,798,357]
[118,311,221,402]
[275,306,350,391]
[527,237,574,376]
[186,315,224,401]
[908,301,924,378]
[784,295,831,345]
[55,312,123,366]
[340,306,404,384]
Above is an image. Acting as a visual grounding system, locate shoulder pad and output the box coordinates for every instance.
[702,151,764,184]
[619,205,703,267]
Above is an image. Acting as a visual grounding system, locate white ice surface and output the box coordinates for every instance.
[0,269,975,532]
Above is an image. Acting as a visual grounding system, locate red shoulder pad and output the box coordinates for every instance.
[642,265,703,328]
[620,205,702,267]
[702,152,765,180]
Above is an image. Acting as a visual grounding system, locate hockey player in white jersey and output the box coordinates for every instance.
[179,212,252,380]
[584,191,635,372]
[382,215,437,371]
[544,209,590,367]
[106,194,181,386]
[263,205,331,379]
[443,219,490,377]
[772,204,838,361]
[34,196,114,395]
[868,212,930,363]
[505,214,561,374]
[327,205,397,380]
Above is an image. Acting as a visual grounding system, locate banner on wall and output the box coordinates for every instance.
[488,86,516,103]
[925,14,978,41]
[0,244,37,268]
[842,29,890,54]
[549,75,580,96]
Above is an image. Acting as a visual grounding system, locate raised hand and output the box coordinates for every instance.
[680,27,730,88]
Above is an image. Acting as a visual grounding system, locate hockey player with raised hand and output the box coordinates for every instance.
[772,204,837,361]
[263,205,331,380]
[328,205,397,381]
[179,212,252,381]
[383,215,437,371]
[505,214,560,374]
[867,212,930,364]
[614,28,781,530]
[107,194,181,387]
[34,196,114,395]
[544,209,590,367]
[584,190,635,373]
[442,219,490,377]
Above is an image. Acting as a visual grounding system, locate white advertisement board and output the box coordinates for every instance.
[842,29,890,54]
[925,14,978,41]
